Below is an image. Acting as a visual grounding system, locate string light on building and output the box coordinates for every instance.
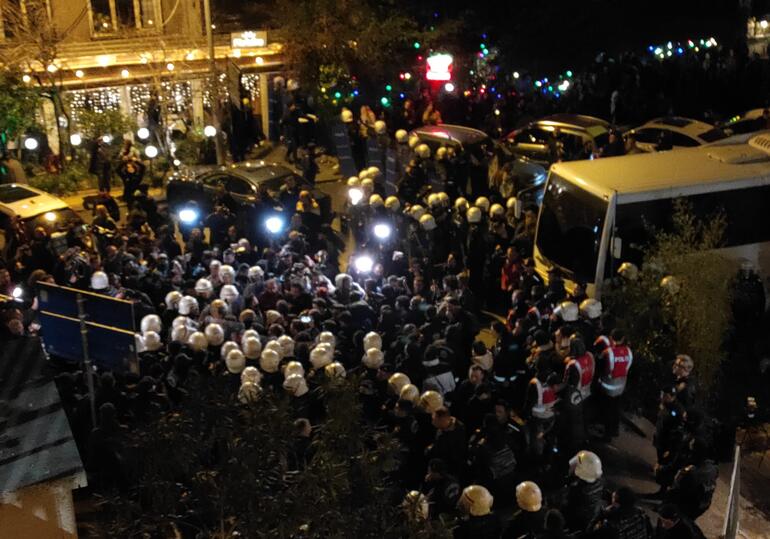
[23,138,39,150]
[75,70,84,78]
[137,127,150,140]
[121,69,130,78]
[145,145,159,158]
[204,125,217,137]
[185,51,195,61]
[166,62,175,71]
[255,56,264,65]
[22,74,31,83]
[46,64,58,73]
[70,133,82,146]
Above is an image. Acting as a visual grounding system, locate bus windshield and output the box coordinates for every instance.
[536,173,608,283]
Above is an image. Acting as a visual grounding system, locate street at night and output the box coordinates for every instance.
[2,1,770,538]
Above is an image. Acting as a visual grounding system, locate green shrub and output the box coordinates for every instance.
[28,163,91,196]
[174,131,206,165]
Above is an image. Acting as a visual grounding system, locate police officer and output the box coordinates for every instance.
[593,487,652,539]
[596,328,633,440]
[664,437,718,520]
[455,485,502,539]
[565,450,604,532]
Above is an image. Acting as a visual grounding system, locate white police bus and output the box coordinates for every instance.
[532,133,770,297]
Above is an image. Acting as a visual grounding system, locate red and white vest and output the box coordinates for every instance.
[600,344,633,397]
[565,352,595,399]
[531,378,558,419]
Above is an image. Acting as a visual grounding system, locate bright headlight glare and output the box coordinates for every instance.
[354,255,374,273]
[265,216,283,234]
[178,208,198,224]
[43,211,57,222]
[373,223,391,240]
[12,286,23,299]
[348,188,363,205]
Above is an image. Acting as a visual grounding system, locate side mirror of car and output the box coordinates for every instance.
[611,237,623,259]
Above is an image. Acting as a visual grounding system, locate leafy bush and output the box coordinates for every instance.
[174,131,206,165]
[76,109,136,141]
[28,162,91,195]
[603,200,736,415]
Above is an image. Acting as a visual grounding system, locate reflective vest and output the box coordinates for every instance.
[531,378,558,419]
[565,352,595,399]
[600,344,633,397]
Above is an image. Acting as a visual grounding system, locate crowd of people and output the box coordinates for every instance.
[0,109,727,537]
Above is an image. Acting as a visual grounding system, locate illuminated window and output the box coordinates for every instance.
[88,0,160,36]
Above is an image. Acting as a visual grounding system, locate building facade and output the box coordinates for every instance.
[0,0,283,151]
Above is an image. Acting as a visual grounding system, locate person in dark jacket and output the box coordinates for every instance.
[426,407,467,477]
[565,450,605,532]
[664,437,718,520]
[593,487,652,539]
[654,504,705,539]
[505,481,546,538]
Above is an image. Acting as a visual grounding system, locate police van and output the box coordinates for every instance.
[0,184,83,253]
[532,133,770,297]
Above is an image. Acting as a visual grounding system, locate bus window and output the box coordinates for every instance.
[614,198,675,267]
[536,174,608,283]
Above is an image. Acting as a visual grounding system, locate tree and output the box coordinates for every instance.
[100,374,452,537]
[0,69,40,150]
[603,199,736,414]
[267,0,461,101]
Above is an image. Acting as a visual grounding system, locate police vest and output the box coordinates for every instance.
[600,344,633,397]
[531,378,558,419]
[566,352,595,399]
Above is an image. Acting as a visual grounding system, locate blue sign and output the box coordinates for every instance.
[37,283,139,372]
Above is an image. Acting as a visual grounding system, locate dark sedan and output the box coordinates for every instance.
[167,161,332,224]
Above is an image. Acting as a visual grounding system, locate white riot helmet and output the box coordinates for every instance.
[436,192,450,206]
[310,345,332,369]
[195,278,213,295]
[242,336,262,360]
[617,262,639,281]
[188,331,208,352]
[141,314,162,334]
[204,323,225,346]
[324,362,346,379]
[367,166,382,180]
[419,390,444,413]
[248,265,264,282]
[363,331,382,351]
[454,197,469,212]
[489,203,505,218]
[408,204,425,220]
[259,349,280,373]
[475,196,490,212]
[466,206,482,224]
[134,333,146,354]
[408,134,420,149]
[91,271,109,291]
[165,291,182,310]
[317,331,336,348]
[419,214,437,231]
[286,79,300,92]
[395,129,408,143]
[225,349,246,374]
[554,301,579,323]
[210,259,222,272]
[341,108,354,123]
[427,193,440,208]
[284,361,305,378]
[435,146,447,161]
[283,373,309,396]
[385,196,401,212]
[374,120,387,135]
[459,485,494,517]
[178,296,199,316]
[571,450,603,483]
[415,143,431,159]
[579,298,602,320]
[219,265,235,284]
[347,176,361,188]
[363,348,384,369]
[241,329,260,346]
[238,381,262,404]
[400,384,420,403]
[264,339,284,359]
[361,178,375,195]
[277,335,295,358]
[388,373,411,395]
[221,341,241,360]
[173,316,192,329]
[265,310,283,326]
[241,365,262,385]
[171,325,192,343]
[516,481,543,512]
[506,196,518,210]
[369,194,384,208]
[143,331,162,352]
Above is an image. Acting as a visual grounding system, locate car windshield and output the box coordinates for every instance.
[0,185,37,203]
[24,208,82,234]
[699,128,728,143]
[536,173,608,282]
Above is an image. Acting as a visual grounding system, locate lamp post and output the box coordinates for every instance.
[204,0,225,165]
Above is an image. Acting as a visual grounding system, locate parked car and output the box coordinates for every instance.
[166,161,332,223]
[503,114,611,165]
[722,108,769,135]
[0,183,83,252]
[626,116,727,152]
